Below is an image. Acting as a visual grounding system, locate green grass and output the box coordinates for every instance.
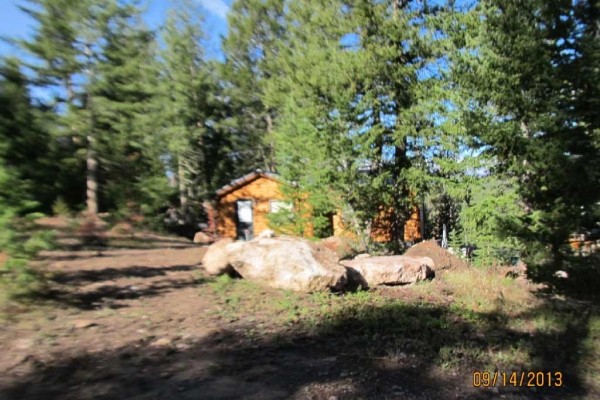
[200,269,599,394]
[582,315,600,393]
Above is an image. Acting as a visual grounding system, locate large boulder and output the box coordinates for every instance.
[340,256,434,288]
[202,238,235,275]
[226,236,347,292]
[193,231,212,244]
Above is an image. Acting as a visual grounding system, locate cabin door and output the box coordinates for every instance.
[235,200,253,240]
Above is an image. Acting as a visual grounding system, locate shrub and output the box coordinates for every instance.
[51,197,71,217]
[0,216,55,303]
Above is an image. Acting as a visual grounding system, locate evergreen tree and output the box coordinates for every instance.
[18,0,163,217]
[0,58,55,210]
[261,0,450,244]
[222,0,287,174]
[92,4,166,215]
[160,1,209,221]
[453,0,600,262]
[0,59,55,299]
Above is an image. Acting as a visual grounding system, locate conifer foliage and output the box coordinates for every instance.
[0,0,597,269]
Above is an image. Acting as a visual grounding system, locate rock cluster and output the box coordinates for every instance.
[201,233,437,292]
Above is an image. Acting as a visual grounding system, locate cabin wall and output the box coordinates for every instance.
[216,175,421,242]
[217,177,284,238]
[403,208,422,242]
[333,207,422,243]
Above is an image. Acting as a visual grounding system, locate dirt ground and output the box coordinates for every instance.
[0,231,596,400]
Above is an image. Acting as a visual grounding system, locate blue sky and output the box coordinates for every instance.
[0,0,231,60]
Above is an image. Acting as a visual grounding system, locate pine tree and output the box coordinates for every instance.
[161,1,206,216]
[0,58,55,299]
[159,0,219,224]
[222,0,287,174]
[0,58,56,210]
[260,0,451,244]
[453,0,600,263]
[92,4,165,214]
[18,0,162,217]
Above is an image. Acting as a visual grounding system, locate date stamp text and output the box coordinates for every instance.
[472,371,563,388]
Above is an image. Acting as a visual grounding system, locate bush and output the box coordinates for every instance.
[0,217,54,303]
[51,197,71,217]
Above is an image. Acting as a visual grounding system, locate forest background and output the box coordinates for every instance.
[0,0,598,275]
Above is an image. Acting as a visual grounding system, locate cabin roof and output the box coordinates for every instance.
[215,169,281,197]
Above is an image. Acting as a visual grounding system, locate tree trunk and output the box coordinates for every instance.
[85,44,98,216]
[86,134,98,216]
[265,113,276,172]
[178,157,188,215]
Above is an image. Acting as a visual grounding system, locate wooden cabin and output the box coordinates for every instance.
[215,170,422,242]
[215,171,285,240]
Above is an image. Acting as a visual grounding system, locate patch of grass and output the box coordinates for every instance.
[192,271,210,285]
[581,314,600,393]
[208,274,236,295]
[439,268,536,314]
[192,268,598,396]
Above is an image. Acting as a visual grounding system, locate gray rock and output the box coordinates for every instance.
[257,229,275,238]
[193,231,212,244]
[354,253,371,260]
[202,238,235,275]
[71,320,97,329]
[226,236,347,292]
[554,270,568,279]
[341,255,434,287]
[150,338,173,347]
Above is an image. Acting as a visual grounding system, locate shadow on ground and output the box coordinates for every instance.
[51,264,197,284]
[528,254,600,306]
[2,287,596,400]
[42,264,202,310]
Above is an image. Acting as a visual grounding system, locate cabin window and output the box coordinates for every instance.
[270,200,292,213]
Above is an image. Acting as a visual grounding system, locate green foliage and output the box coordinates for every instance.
[451,0,600,263]
[266,208,303,236]
[1,0,597,272]
[453,175,524,266]
[221,0,284,173]
[0,58,58,211]
[0,213,55,301]
[51,197,71,217]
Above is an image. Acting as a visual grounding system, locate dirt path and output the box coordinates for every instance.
[0,241,461,400]
[0,236,591,400]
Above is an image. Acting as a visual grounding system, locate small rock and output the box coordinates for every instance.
[13,338,35,350]
[175,343,190,351]
[193,231,212,244]
[129,285,141,291]
[328,396,338,400]
[160,371,172,379]
[339,371,349,378]
[354,253,371,260]
[72,320,97,329]
[150,338,172,347]
[554,270,568,279]
[258,229,275,238]
[322,356,337,363]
